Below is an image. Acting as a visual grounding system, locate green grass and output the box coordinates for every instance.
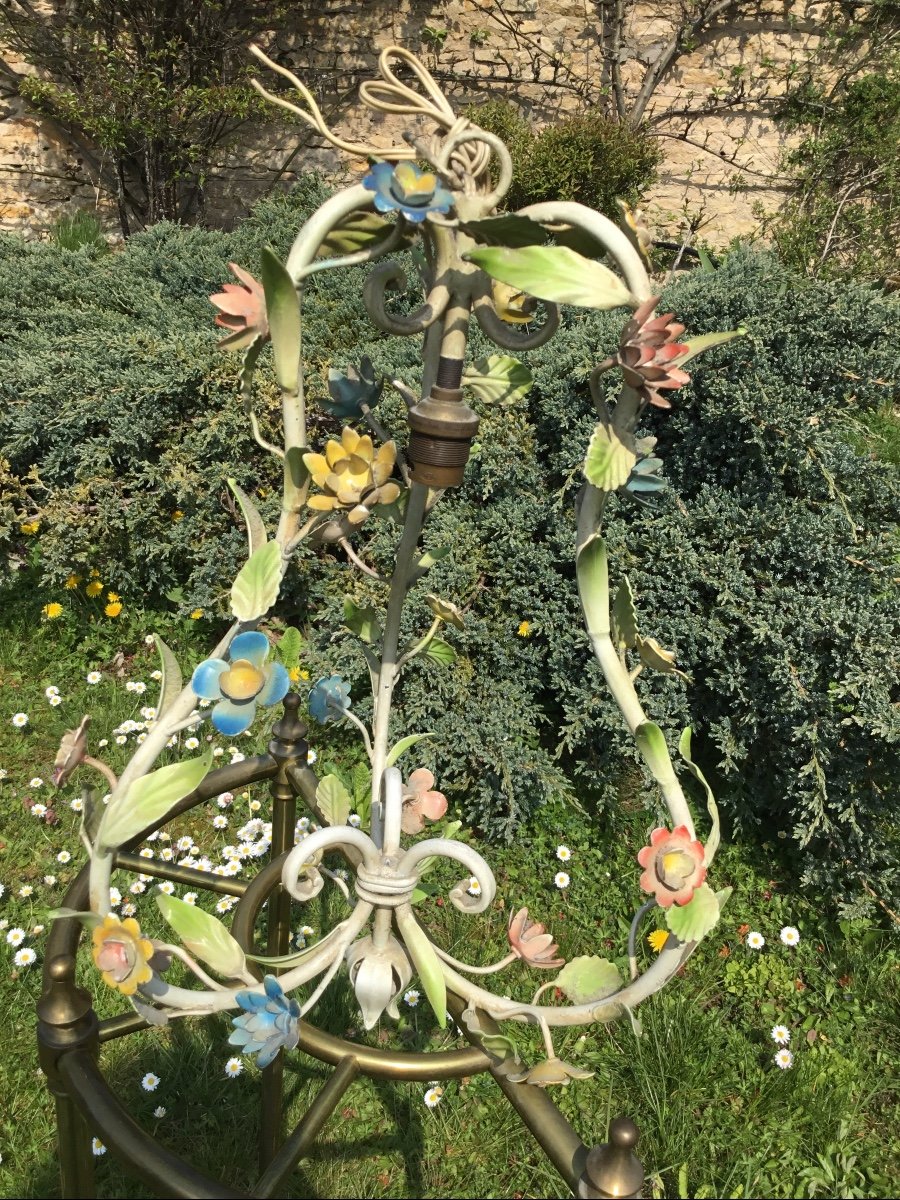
[0,588,897,1199]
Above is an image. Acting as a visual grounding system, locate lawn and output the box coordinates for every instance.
[0,590,897,1199]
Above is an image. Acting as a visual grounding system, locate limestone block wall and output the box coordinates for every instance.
[0,1,829,243]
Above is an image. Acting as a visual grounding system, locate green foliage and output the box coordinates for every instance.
[467,100,660,218]
[49,208,110,254]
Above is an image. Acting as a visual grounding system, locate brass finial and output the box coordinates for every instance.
[579,1117,643,1199]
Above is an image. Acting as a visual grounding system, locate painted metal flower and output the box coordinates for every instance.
[191,631,289,737]
[425,594,465,629]
[637,825,706,908]
[507,1057,595,1087]
[345,933,413,1029]
[209,262,268,351]
[324,357,382,420]
[91,913,154,996]
[229,974,301,1067]
[303,427,400,526]
[401,768,448,835]
[51,715,90,788]
[507,907,564,969]
[308,675,351,725]
[618,296,690,409]
[362,160,454,223]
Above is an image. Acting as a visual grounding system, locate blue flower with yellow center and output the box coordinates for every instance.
[362,161,454,223]
[191,631,289,737]
[229,975,301,1068]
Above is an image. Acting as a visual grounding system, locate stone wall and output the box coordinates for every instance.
[0,1,829,243]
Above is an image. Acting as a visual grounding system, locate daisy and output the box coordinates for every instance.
[771,1025,791,1046]
[157,881,175,895]
[44,686,59,699]
[32,923,45,934]
[184,737,200,751]
[108,887,122,907]
[14,947,37,967]
[249,799,262,813]
[300,925,315,938]
[30,805,47,818]
[746,931,765,950]
[466,877,482,897]
[183,893,198,906]
[307,749,318,765]
[0,768,5,779]
[129,881,146,895]
[57,850,71,863]
[217,792,233,807]
[774,1049,794,1070]
[176,836,193,852]
[49,695,63,707]
[423,1086,443,1108]
[216,897,237,914]
[224,1057,244,1078]
[42,875,55,886]
[120,902,137,917]
[30,777,44,788]
[212,815,228,830]
[144,634,156,646]
[86,671,102,685]
[97,739,108,749]
[18,884,34,897]
[554,871,570,889]
[139,848,154,859]
[141,1073,160,1092]
[404,989,421,1007]
[69,798,84,813]
[150,670,163,681]
[6,928,26,946]
[231,752,246,764]
[556,845,572,862]
[212,747,224,758]
[780,926,800,947]
[153,1106,166,1119]
[348,814,362,828]
[92,1139,107,1156]
[159,848,174,862]
[115,735,127,746]
[12,713,28,728]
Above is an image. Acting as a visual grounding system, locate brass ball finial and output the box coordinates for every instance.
[579,1117,643,1199]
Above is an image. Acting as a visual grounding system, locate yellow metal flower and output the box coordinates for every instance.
[426,595,465,629]
[105,601,123,618]
[492,279,538,325]
[86,581,103,597]
[42,602,63,620]
[91,914,154,995]
[303,427,400,525]
[647,929,669,953]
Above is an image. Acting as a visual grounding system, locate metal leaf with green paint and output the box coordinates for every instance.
[98,752,212,848]
[396,908,446,1028]
[343,598,383,645]
[153,635,182,719]
[576,535,610,638]
[156,893,247,979]
[227,478,267,556]
[462,355,533,406]
[259,246,301,395]
[424,638,457,666]
[611,577,638,650]
[555,955,621,1004]
[231,539,282,622]
[679,727,721,867]
[316,774,352,826]
[664,882,723,943]
[385,733,434,769]
[583,423,638,493]
[465,244,635,310]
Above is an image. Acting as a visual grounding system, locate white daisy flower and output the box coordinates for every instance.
[216,897,237,913]
[150,669,163,681]
[249,799,262,813]
[57,850,71,863]
[30,805,47,818]
[141,1072,160,1092]
[139,848,154,859]
[153,1106,166,1118]
[771,1025,791,1045]
[12,713,28,728]
[404,989,421,1007]
[129,881,146,895]
[115,735,128,746]
[217,792,233,807]
[348,814,362,828]
[159,848,174,862]
[466,877,481,896]
[183,893,198,906]
[92,1138,107,1156]
[307,749,318,765]
[230,752,245,764]
[184,737,200,751]
[6,928,26,946]
[157,881,175,895]
[199,699,212,709]
[212,747,224,757]
[176,836,193,852]
[69,798,84,813]
[32,923,45,934]
[554,871,570,889]
[774,1049,794,1070]
[144,634,156,646]
[86,671,102,685]
[18,884,34,897]
[44,686,59,699]
[556,845,572,862]
[97,740,108,749]
[49,695,63,707]
[29,777,44,788]
[42,876,55,887]
[224,1057,244,1078]
[212,815,229,831]
[300,925,315,938]
[423,1086,443,1108]
[108,887,121,907]
[120,902,137,917]
[746,932,765,950]
[780,926,800,947]
[14,947,37,967]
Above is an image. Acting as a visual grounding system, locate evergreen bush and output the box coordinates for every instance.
[1,183,898,911]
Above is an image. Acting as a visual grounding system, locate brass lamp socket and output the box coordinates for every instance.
[407,385,480,488]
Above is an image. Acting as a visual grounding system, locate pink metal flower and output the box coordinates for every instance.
[401,768,447,835]
[637,825,706,907]
[618,296,690,409]
[209,262,268,351]
[507,907,564,969]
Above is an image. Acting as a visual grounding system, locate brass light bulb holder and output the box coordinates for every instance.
[407,384,480,488]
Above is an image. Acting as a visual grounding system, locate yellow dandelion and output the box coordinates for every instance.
[105,601,123,618]
[647,929,669,953]
[189,609,203,620]
[517,620,532,637]
[20,520,40,535]
[288,666,310,683]
[107,592,120,603]
[42,602,63,620]
[171,510,185,522]
[89,569,101,578]
[64,574,81,590]
[85,581,103,597]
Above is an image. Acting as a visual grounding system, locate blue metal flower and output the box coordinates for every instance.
[323,356,382,420]
[308,675,351,724]
[362,161,454,224]
[228,974,301,1068]
[191,631,290,737]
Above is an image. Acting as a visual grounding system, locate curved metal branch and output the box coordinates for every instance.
[472,287,561,350]
[363,260,450,336]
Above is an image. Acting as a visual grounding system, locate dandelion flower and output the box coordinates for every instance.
[190,609,203,620]
[404,989,421,1007]
[107,592,120,603]
[771,1025,791,1045]
[42,603,63,620]
[554,871,570,889]
[92,1139,106,1156]
[105,601,123,618]
[517,620,532,637]
[141,1073,160,1092]
[12,713,28,728]
[85,581,104,598]
[774,1049,794,1070]
[556,845,572,862]
[780,926,800,947]
[224,1057,244,1078]
[746,931,765,949]
[86,671,102,685]
[20,519,40,534]
[14,947,37,967]
[647,929,669,953]
[424,1086,443,1108]
[64,574,81,590]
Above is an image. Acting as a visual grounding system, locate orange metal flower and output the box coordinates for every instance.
[91,914,155,995]
[401,768,447,835]
[507,907,564,969]
[637,825,706,908]
[210,262,269,351]
[618,296,690,409]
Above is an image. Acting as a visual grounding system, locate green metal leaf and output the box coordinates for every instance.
[409,545,450,584]
[555,955,621,1004]
[259,246,301,395]
[576,535,610,638]
[317,210,400,257]
[385,733,434,769]
[636,635,689,679]
[664,882,721,943]
[611,577,638,650]
[424,638,457,666]
[231,539,282,622]
[343,598,383,645]
[460,213,549,247]
[462,355,533,406]
[464,244,635,310]
[678,327,745,366]
[634,722,678,789]
[153,635,182,719]
[583,422,638,493]
[276,626,303,671]
[156,893,247,979]
[316,774,352,826]
[227,478,267,557]
[98,752,212,848]
[396,908,446,1028]
[678,727,721,867]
